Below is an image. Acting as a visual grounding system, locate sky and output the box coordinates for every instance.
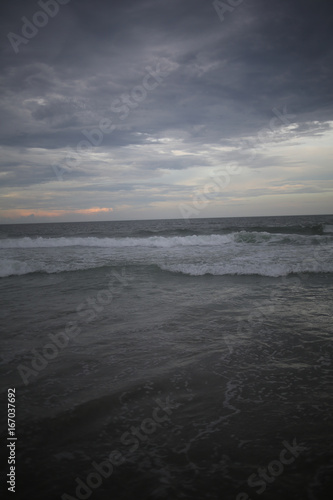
[0,0,332,223]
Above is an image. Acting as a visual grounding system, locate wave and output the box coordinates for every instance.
[158,261,333,277]
[217,223,327,236]
[1,254,332,278]
[0,234,232,249]
[0,258,113,278]
[252,223,326,235]
[323,224,333,234]
[133,228,195,237]
[0,232,331,249]
[0,259,36,278]
[1,229,331,278]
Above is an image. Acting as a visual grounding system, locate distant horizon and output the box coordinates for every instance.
[0,212,332,226]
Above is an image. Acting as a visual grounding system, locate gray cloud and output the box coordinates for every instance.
[0,0,332,220]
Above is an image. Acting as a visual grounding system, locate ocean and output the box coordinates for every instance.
[0,214,332,500]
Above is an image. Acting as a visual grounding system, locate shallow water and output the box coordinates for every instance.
[0,215,332,499]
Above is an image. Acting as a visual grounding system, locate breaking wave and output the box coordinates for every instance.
[0,231,331,249]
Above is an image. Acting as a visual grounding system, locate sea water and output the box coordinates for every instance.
[0,215,332,499]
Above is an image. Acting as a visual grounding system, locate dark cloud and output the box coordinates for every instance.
[0,0,332,220]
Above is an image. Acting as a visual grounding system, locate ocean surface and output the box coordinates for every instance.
[0,215,332,500]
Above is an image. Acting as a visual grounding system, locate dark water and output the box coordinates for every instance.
[0,215,333,499]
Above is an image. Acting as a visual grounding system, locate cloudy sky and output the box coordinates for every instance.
[0,0,332,223]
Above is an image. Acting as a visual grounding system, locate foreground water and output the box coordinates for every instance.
[0,215,332,499]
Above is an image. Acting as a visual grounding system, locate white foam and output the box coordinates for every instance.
[159,259,333,277]
[0,257,109,278]
[0,231,329,249]
[323,224,333,234]
[1,232,332,278]
[0,259,35,278]
[0,234,234,249]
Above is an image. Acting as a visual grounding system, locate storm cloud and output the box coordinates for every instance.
[1,0,332,222]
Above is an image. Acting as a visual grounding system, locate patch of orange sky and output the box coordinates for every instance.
[0,207,113,219]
